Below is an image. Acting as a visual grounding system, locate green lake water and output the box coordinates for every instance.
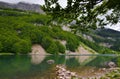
[0,54,118,79]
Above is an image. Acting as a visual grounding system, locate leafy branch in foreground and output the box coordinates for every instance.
[42,0,120,32]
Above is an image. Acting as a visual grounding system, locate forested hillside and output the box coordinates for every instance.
[0,8,80,54]
[0,7,118,55]
[82,28,120,52]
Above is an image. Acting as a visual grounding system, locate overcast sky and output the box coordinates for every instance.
[0,0,67,8]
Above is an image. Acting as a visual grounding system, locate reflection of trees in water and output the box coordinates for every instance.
[0,55,31,78]
[65,55,93,64]
[86,56,117,67]
[1,55,116,79]
[66,57,80,68]
[28,55,66,79]
[0,55,56,79]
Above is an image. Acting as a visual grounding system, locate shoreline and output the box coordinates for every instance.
[0,53,119,56]
[0,53,14,55]
[55,65,120,79]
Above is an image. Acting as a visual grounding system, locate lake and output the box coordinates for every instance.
[0,54,119,79]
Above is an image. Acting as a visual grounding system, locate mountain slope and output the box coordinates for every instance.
[0,7,119,54]
[82,28,120,52]
[0,1,45,14]
[0,8,80,54]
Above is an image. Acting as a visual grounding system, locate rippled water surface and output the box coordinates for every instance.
[0,54,118,79]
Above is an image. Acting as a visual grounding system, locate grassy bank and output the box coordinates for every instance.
[0,53,14,55]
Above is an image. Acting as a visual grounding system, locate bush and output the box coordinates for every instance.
[117,58,120,67]
[56,41,66,53]
[55,31,67,40]
[30,17,44,25]
[12,39,31,54]
[0,42,3,51]
[46,42,59,54]
[39,26,56,38]
[41,36,54,50]
[30,30,45,44]
[28,14,51,25]
[52,26,62,33]
[66,40,76,52]
[1,35,19,52]
[66,35,79,52]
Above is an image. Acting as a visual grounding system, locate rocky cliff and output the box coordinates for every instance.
[0,1,45,14]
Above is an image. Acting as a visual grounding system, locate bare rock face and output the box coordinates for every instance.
[0,1,45,14]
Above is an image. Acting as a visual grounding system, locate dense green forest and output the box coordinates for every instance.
[0,8,80,54]
[0,8,119,55]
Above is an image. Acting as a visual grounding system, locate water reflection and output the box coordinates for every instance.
[65,55,96,64]
[0,55,118,79]
[30,55,46,65]
[30,44,47,65]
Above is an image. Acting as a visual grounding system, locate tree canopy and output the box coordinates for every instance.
[43,0,120,31]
